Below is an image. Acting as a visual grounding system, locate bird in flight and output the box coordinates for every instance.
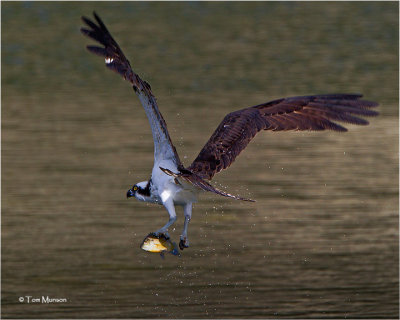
[81,12,378,250]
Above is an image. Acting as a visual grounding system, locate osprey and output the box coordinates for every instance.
[81,13,378,250]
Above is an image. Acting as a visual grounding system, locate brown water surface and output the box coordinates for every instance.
[2,2,398,318]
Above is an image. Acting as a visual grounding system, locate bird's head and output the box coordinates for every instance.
[127,181,151,202]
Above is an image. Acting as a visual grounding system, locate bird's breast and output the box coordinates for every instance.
[156,177,199,205]
[151,161,199,205]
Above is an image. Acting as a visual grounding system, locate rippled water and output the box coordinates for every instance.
[2,2,398,318]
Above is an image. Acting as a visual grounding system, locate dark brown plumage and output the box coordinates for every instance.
[81,13,133,81]
[188,94,378,180]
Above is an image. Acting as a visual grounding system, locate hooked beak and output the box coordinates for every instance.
[126,189,134,198]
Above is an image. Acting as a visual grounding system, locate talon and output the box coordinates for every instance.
[179,237,189,250]
[154,231,170,240]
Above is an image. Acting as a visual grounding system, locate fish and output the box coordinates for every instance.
[140,233,180,258]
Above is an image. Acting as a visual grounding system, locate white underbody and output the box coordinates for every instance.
[137,160,199,206]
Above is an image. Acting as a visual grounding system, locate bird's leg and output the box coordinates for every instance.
[179,203,192,250]
[154,198,177,240]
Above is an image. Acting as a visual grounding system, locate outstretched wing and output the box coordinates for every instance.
[188,94,378,180]
[81,12,182,167]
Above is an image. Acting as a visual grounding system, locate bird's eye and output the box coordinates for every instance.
[133,186,138,191]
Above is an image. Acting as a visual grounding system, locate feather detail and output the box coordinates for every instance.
[188,94,378,180]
